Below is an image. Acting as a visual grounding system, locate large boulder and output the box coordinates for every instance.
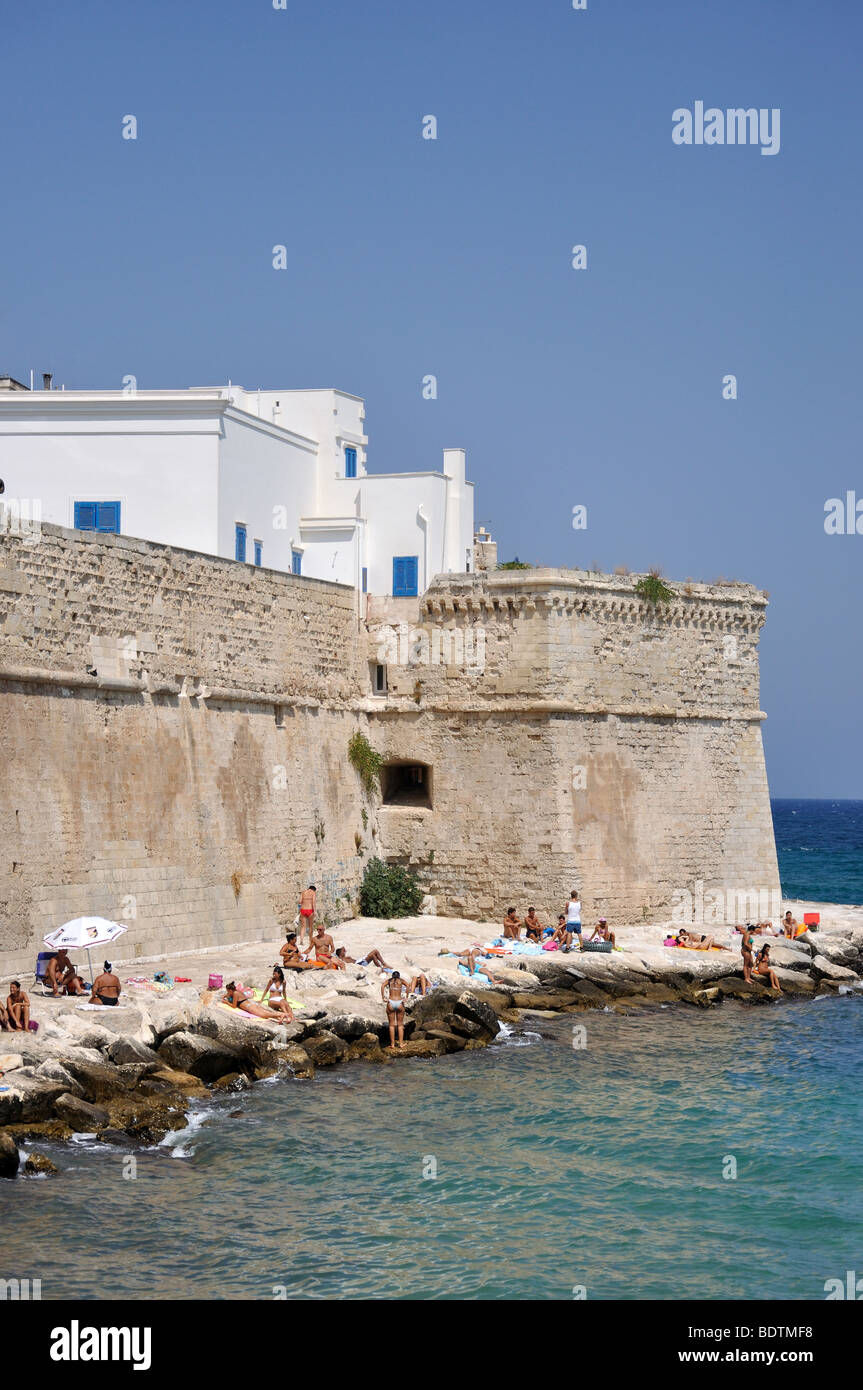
[302,1031,348,1067]
[0,1130,19,1178]
[345,1033,389,1063]
[61,1058,134,1104]
[54,1094,110,1131]
[195,1006,289,1052]
[35,1060,85,1097]
[157,1031,245,1082]
[327,1014,384,1043]
[106,1037,162,1067]
[413,1025,467,1053]
[811,955,859,982]
[453,991,500,1038]
[24,1151,57,1176]
[275,1044,315,1079]
[387,1038,448,1059]
[18,1079,69,1122]
[0,1053,24,1073]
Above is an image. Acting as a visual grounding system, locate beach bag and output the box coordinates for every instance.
[208,973,223,990]
[542,940,559,951]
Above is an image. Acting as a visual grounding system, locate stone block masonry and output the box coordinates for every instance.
[0,527,780,974]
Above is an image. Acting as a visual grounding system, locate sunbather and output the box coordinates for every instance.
[260,966,294,1021]
[382,972,408,1049]
[503,907,521,940]
[523,908,544,943]
[6,981,30,1031]
[46,949,70,996]
[740,925,755,983]
[279,932,317,971]
[753,944,782,992]
[408,972,432,996]
[223,981,286,1019]
[335,945,390,969]
[310,926,344,968]
[89,962,121,1006]
[61,961,86,995]
[588,918,616,946]
[676,930,728,951]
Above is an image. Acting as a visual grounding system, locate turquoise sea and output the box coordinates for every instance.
[3,799,862,1301]
[772,799,863,905]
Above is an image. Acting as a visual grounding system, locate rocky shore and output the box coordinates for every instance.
[2,907,861,1179]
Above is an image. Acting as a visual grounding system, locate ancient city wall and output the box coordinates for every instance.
[0,528,780,976]
[366,570,779,925]
[0,525,369,976]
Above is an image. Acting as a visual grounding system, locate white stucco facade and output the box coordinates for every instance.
[0,384,475,597]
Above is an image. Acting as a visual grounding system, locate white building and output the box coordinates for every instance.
[0,380,476,597]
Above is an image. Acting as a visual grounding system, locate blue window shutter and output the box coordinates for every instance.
[361,566,367,593]
[345,446,357,478]
[254,541,262,567]
[292,550,302,576]
[96,501,121,533]
[74,501,97,531]
[393,555,418,597]
[235,524,246,562]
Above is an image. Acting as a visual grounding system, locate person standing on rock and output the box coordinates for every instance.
[382,971,408,1049]
[298,885,317,948]
[740,925,755,982]
[562,891,583,952]
[6,981,31,1030]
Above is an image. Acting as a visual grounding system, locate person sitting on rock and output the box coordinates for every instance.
[223,981,286,1020]
[588,918,616,947]
[503,907,521,940]
[279,932,316,971]
[782,911,798,939]
[753,945,782,993]
[259,966,294,1021]
[89,962,122,1006]
[6,981,31,1031]
[523,908,544,943]
[310,926,341,968]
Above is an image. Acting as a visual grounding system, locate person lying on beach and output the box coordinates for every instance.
[382,971,408,1049]
[523,908,544,943]
[279,932,317,971]
[676,930,728,951]
[588,918,616,947]
[408,972,432,996]
[503,907,521,940]
[223,981,287,1020]
[753,945,782,992]
[260,967,294,1021]
[754,921,779,936]
[6,981,31,1030]
[89,963,121,1006]
[335,946,391,969]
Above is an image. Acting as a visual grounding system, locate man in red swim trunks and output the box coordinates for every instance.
[298,884,316,948]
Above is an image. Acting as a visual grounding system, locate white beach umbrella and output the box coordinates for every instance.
[43,917,127,988]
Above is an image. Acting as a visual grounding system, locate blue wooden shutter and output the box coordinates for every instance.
[95,501,121,532]
[393,555,418,596]
[345,446,357,478]
[74,501,97,530]
[254,541,262,567]
[291,549,302,575]
[235,524,246,562]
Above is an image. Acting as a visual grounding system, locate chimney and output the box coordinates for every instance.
[42,372,53,391]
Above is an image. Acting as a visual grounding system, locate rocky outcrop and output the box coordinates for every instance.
[0,1130,19,1178]
[157,1031,246,1082]
[54,1094,110,1131]
[24,1151,57,1175]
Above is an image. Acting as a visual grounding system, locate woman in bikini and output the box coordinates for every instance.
[740,924,755,983]
[223,981,286,1020]
[677,929,728,951]
[382,971,408,1050]
[753,945,782,993]
[259,966,294,1021]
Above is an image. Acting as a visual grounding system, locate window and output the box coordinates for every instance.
[345,446,357,478]
[361,566,368,593]
[254,540,262,567]
[74,501,121,533]
[392,555,418,597]
[373,663,387,695]
[291,549,302,576]
[381,761,432,809]
[235,523,247,562]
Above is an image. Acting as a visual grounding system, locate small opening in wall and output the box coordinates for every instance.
[372,662,388,695]
[381,761,433,809]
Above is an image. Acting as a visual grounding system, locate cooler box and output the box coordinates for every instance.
[803,913,820,926]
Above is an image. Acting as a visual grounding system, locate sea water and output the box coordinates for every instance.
[773,798,863,905]
[4,996,862,1301]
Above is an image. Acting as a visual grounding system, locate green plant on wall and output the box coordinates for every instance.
[359,857,423,918]
[497,557,532,570]
[348,731,382,797]
[635,571,673,606]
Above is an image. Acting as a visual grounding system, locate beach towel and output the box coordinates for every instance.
[458,963,491,985]
[216,1003,292,1027]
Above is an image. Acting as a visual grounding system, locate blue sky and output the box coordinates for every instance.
[2,0,861,796]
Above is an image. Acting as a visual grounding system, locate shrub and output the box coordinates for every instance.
[497,557,532,570]
[635,571,673,605]
[359,857,423,919]
[348,731,382,796]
